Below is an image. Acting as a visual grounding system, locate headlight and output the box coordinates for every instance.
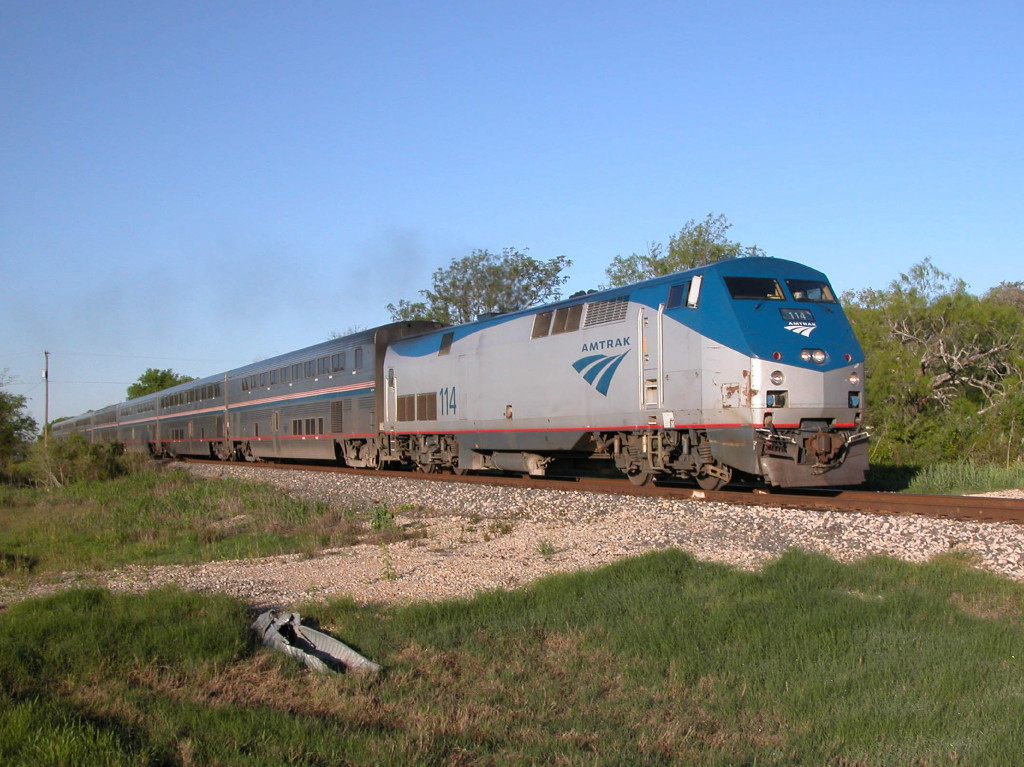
[770,370,785,386]
[847,372,860,385]
[801,349,827,364]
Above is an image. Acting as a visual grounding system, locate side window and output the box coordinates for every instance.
[532,311,553,339]
[397,394,414,422]
[354,347,363,370]
[438,332,454,356]
[551,304,583,334]
[416,393,437,421]
[666,281,690,309]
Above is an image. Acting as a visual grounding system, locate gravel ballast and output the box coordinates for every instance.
[7,464,1024,609]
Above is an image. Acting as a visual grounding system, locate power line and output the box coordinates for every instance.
[44,350,226,364]
[4,349,227,366]
[4,379,132,387]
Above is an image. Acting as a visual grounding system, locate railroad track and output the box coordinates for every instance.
[182,459,1024,526]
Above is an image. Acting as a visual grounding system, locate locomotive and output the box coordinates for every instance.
[53,258,868,488]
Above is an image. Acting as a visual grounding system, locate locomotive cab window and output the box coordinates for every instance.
[785,279,837,303]
[724,277,784,301]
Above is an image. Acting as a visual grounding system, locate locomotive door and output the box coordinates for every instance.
[639,305,664,409]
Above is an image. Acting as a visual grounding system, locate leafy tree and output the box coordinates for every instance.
[126,368,195,400]
[329,324,367,340]
[604,213,766,287]
[985,281,1024,312]
[843,259,1024,465]
[1,373,38,472]
[387,248,572,325]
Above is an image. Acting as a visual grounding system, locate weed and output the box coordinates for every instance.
[0,467,366,574]
[379,541,397,581]
[370,504,396,532]
[869,458,1024,494]
[537,539,557,557]
[488,520,514,537]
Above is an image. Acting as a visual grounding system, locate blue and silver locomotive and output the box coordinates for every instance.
[54,258,868,488]
[382,257,867,488]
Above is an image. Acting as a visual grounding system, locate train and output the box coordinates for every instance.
[52,257,869,488]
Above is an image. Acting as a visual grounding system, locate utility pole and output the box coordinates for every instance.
[43,350,49,448]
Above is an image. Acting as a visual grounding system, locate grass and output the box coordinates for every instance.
[3,459,1024,763]
[2,549,1024,765]
[868,459,1024,494]
[0,466,415,576]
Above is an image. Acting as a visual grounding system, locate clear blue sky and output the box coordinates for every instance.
[2,0,1022,426]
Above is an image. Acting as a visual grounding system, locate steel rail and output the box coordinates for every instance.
[181,459,1024,526]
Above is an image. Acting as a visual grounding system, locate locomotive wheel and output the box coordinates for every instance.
[627,468,653,486]
[694,473,725,491]
[449,452,469,475]
[694,462,732,491]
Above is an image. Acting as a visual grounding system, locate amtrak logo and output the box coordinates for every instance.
[781,308,816,337]
[572,350,630,396]
[784,323,817,337]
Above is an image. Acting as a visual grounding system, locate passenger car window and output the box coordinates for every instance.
[785,279,837,303]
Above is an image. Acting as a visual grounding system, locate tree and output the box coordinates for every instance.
[1,373,38,471]
[604,213,766,287]
[126,368,195,400]
[985,281,1024,313]
[843,259,1024,465]
[387,248,572,325]
[329,324,367,340]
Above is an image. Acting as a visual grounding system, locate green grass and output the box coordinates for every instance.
[0,467,411,576]
[904,460,1024,495]
[3,461,1024,763]
[3,549,1024,765]
[868,459,1024,494]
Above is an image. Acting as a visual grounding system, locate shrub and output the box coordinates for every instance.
[10,435,147,487]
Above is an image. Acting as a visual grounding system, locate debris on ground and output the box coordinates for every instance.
[252,610,382,675]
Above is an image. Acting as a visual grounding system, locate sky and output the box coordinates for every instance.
[2,0,1022,427]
